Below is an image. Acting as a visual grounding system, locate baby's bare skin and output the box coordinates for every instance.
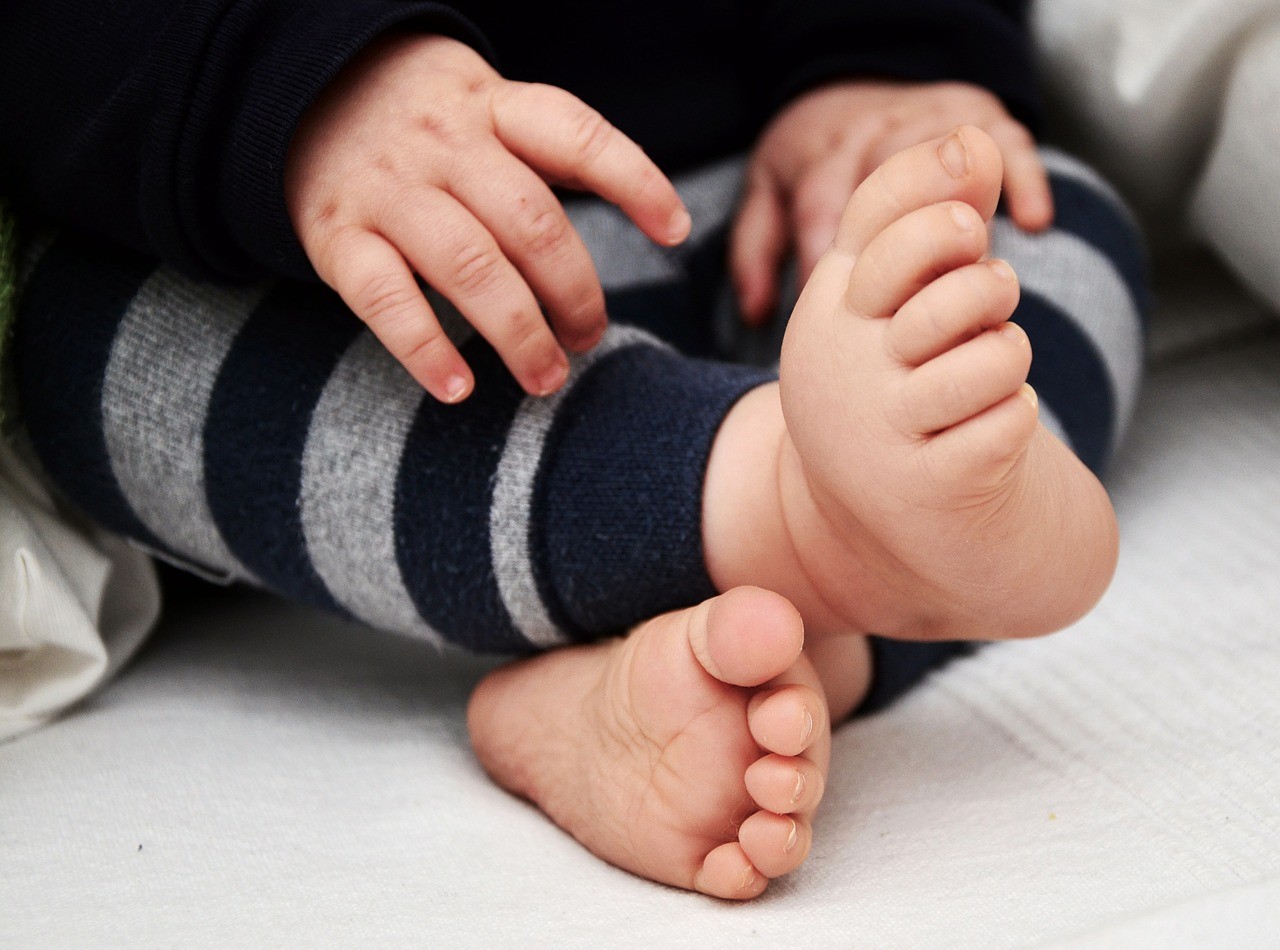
[706,127,1117,643]
[469,128,1119,898]
[469,586,839,900]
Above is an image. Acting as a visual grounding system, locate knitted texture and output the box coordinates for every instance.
[14,152,1148,709]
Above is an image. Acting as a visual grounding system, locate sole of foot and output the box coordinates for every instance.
[468,586,832,899]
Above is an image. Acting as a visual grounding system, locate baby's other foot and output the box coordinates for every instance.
[772,126,1116,639]
[468,587,832,899]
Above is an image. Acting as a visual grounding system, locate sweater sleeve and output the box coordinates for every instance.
[745,0,1042,134]
[0,1,489,282]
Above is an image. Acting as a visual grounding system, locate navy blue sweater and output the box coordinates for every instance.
[0,1,1039,283]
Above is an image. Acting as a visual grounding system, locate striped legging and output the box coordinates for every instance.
[12,151,1147,711]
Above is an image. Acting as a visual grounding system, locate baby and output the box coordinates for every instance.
[4,1,1144,900]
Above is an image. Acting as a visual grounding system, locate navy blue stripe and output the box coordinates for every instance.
[534,344,774,639]
[1015,289,1116,474]
[395,336,526,652]
[857,638,978,715]
[1044,172,1151,321]
[204,283,359,613]
[608,284,707,357]
[12,238,166,550]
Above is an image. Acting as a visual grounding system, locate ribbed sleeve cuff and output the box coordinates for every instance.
[758,5,1043,135]
[195,2,490,281]
[532,344,775,639]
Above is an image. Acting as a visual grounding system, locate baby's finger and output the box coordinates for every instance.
[327,230,473,403]
[448,146,607,352]
[493,82,691,248]
[729,168,788,325]
[988,119,1054,232]
[385,190,570,397]
[792,151,863,285]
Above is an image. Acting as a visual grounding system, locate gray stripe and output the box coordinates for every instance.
[102,271,265,581]
[567,156,744,291]
[298,333,444,646]
[1039,149,1138,232]
[490,325,661,648]
[991,222,1145,451]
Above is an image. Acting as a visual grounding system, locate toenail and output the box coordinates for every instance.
[1020,383,1039,408]
[739,866,758,891]
[792,771,807,804]
[988,259,1016,281]
[997,322,1026,344]
[949,203,978,232]
[940,132,969,178]
[784,820,798,853]
[801,707,814,744]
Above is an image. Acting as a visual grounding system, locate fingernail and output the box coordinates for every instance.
[950,203,978,232]
[535,357,569,396]
[738,866,758,892]
[443,375,470,403]
[1020,383,1039,409]
[801,707,814,745]
[666,207,692,245]
[940,132,969,178]
[988,259,1016,281]
[568,323,605,353]
[784,820,798,853]
[791,771,807,804]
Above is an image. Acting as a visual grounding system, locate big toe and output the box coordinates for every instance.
[687,586,805,687]
[833,125,1005,260]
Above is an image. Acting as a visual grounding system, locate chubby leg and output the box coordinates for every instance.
[469,585,852,899]
[705,126,1120,642]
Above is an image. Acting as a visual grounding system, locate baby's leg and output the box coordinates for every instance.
[13,242,772,649]
[12,229,836,897]
[705,127,1137,645]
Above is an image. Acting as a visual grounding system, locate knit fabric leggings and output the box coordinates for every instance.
[12,151,1147,713]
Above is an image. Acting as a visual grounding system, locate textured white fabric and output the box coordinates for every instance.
[0,438,159,740]
[2,266,1278,947]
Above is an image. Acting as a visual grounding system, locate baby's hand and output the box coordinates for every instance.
[286,34,690,402]
[730,80,1052,324]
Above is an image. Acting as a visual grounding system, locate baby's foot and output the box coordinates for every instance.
[708,127,1118,640]
[467,586,835,899]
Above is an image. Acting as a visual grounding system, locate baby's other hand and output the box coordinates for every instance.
[286,34,690,402]
[730,80,1052,324]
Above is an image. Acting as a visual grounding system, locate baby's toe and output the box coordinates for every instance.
[887,258,1021,367]
[747,683,827,757]
[832,126,1005,259]
[739,811,812,878]
[895,321,1032,435]
[744,754,825,815]
[846,201,988,321]
[690,586,805,688]
[694,843,768,900]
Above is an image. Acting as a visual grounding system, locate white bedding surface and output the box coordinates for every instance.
[4,274,1279,948]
